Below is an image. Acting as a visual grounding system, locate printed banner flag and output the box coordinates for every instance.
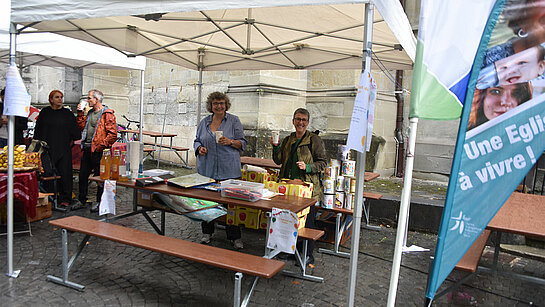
[347,71,376,153]
[4,64,31,117]
[409,0,497,120]
[426,0,545,301]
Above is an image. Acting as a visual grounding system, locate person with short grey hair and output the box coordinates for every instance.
[74,89,117,212]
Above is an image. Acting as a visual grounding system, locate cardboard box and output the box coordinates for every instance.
[226,204,237,225]
[137,191,154,207]
[236,207,260,229]
[27,193,52,222]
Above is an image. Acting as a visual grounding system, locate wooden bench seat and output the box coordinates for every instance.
[455,229,491,273]
[47,216,284,306]
[143,141,189,152]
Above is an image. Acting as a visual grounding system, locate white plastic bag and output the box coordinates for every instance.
[99,180,116,216]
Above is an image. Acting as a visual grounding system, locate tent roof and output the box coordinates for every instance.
[0,30,147,70]
[11,0,415,71]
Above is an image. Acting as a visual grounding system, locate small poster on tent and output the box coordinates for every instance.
[347,71,376,153]
[4,65,31,117]
[266,208,298,254]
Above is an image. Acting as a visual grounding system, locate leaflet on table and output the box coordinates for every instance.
[167,173,215,188]
[153,193,224,222]
[266,208,299,254]
[99,180,116,216]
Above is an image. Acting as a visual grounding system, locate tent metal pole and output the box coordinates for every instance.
[6,22,20,278]
[346,3,373,306]
[139,69,144,174]
[196,48,204,123]
[387,117,419,307]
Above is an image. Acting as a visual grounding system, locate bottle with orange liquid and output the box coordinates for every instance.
[118,150,129,182]
[99,149,112,180]
[110,150,120,180]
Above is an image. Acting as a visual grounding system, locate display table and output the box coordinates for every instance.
[0,171,38,219]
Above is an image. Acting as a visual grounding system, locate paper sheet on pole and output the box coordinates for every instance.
[266,208,299,254]
[99,180,116,215]
[4,65,31,117]
[347,71,376,152]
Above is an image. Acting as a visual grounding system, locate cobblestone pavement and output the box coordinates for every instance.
[1,183,544,307]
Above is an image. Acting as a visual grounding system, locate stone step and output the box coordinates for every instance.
[500,244,545,262]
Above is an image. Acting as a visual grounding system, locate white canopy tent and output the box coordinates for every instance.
[10,1,416,306]
[2,0,146,281]
[0,30,146,70]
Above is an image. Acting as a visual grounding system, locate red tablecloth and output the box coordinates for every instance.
[0,171,38,218]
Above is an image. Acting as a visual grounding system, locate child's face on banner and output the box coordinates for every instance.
[495,46,545,85]
[483,85,521,120]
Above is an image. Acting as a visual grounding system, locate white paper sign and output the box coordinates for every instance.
[4,65,31,117]
[346,71,377,153]
[99,180,116,216]
[266,208,299,254]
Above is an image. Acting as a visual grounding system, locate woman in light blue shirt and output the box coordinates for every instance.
[193,92,247,248]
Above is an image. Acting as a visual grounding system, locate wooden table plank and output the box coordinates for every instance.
[122,129,177,138]
[487,192,545,238]
[90,176,316,213]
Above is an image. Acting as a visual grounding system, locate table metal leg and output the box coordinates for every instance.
[319,213,350,258]
[282,239,324,282]
[234,272,242,307]
[362,198,381,231]
[46,229,86,291]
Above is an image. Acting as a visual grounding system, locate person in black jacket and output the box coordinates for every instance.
[34,90,81,208]
[0,88,28,147]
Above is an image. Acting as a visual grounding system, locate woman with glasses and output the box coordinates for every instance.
[34,90,81,209]
[193,91,247,249]
[272,108,328,266]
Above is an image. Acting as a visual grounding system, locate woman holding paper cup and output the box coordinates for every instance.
[194,91,247,249]
[272,108,328,265]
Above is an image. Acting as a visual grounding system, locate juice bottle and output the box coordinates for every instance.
[111,150,120,180]
[118,151,129,182]
[99,149,112,180]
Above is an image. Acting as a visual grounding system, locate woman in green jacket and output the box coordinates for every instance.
[272,108,328,265]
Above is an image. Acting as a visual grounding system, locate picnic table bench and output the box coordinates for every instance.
[47,216,285,306]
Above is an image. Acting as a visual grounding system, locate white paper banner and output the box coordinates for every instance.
[346,71,377,152]
[99,180,116,216]
[4,64,31,117]
[266,208,299,254]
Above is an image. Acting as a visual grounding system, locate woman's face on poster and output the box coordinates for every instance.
[495,46,545,84]
[483,85,521,120]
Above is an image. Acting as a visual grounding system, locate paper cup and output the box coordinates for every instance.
[78,99,87,111]
[215,130,223,142]
[271,130,280,145]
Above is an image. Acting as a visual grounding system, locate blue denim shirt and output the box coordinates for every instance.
[193,113,247,180]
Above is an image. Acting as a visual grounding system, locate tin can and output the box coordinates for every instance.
[338,144,352,161]
[335,192,344,209]
[322,179,335,194]
[342,160,356,177]
[324,166,334,180]
[343,177,351,192]
[336,176,345,192]
[330,159,341,167]
[332,166,339,178]
[350,177,356,193]
[322,194,334,209]
[345,193,355,210]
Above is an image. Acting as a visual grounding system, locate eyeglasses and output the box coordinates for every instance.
[212,101,225,106]
[294,117,308,122]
